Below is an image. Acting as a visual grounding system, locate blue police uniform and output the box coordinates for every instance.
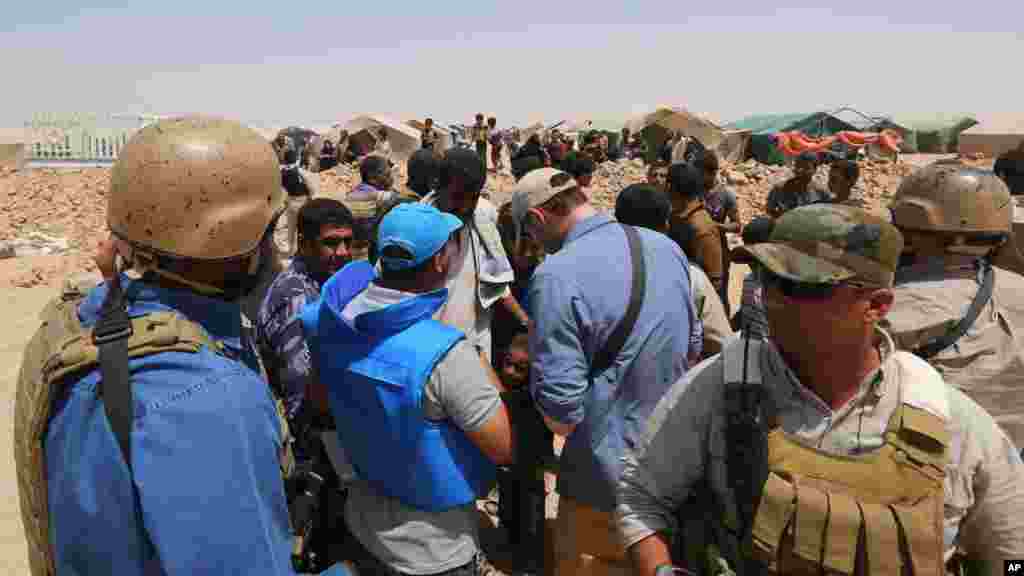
[45,277,349,576]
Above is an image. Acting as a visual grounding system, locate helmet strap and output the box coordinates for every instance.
[128,248,227,297]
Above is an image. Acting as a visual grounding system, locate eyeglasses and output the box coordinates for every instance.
[755,265,845,300]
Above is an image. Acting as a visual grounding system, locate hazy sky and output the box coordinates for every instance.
[3,1,1021,129]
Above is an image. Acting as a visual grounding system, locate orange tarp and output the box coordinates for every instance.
[774,129,903,156]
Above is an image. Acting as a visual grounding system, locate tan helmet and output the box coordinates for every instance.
[890,162,1012,236]
[108,116,284,261]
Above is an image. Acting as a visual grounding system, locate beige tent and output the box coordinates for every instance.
[343,115,423,161]
[625,107,754,163]
[958,113,1024,158]
[626,106,726,149]
[716,130,751,164]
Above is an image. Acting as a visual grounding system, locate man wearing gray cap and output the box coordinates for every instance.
[510,168,697,576]
[617,204,1024,576]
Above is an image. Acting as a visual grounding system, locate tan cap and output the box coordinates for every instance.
[509,167,578,228]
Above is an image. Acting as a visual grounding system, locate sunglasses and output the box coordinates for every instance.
[755,264,847,300]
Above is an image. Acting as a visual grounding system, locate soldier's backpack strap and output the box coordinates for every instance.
[913,260,994,360]
[15,285,224,576]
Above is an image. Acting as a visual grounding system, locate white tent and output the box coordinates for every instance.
[343,115,423,161]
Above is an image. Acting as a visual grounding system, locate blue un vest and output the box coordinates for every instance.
[301,261,496,511]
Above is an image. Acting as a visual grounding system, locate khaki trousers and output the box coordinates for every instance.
[554,497,631,576]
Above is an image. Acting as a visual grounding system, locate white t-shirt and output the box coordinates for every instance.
[437,226,494,361]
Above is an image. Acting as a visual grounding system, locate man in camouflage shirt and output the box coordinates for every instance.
[256,198,355,447]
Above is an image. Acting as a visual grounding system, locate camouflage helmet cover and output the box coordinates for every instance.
[733,204,904,288]
[108,116,285,261]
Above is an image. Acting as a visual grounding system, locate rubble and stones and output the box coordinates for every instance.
[0,155,987,288]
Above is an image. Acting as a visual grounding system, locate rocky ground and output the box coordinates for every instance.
[0,154,993,289]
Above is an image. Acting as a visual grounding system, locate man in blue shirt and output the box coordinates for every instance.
[509,168,697,576]
[15,116,351,576]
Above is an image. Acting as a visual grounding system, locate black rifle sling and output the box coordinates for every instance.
[915,262,994,360]
[93,274,136,470]
[587,224,646,444]
[590,224,646,377]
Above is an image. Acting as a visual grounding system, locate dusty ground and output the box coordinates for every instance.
[0,152,995,572]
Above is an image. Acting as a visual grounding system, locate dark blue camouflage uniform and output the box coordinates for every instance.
[256,258,322,425]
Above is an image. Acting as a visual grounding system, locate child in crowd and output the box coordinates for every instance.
[495,332,552,573]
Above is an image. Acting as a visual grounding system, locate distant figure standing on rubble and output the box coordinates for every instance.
[765,151,831,218]
[421,117,439,151]
[995,140,1024,195]
[472,113,488,164]
[487,117,503,172]
[275,133,322,256]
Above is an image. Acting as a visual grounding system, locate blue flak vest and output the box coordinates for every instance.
[301,261,496,512]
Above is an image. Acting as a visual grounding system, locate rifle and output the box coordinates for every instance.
[287,410,348,574]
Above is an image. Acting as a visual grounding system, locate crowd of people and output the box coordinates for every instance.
[14,113,1024,576]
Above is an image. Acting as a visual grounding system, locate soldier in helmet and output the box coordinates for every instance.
[883,162,1024,449]
[14,116,351,576]
[617,204,1024,576]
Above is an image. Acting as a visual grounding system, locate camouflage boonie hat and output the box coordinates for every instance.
[733,204,904,288]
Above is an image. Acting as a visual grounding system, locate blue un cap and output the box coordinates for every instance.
[377,203,463,270]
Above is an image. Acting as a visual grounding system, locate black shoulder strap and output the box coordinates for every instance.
[92,275,135,470]
[914,262,994,360]
[590,224,646,377]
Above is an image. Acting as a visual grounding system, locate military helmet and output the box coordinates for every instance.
[890,162,1011,236]
[108,116,284,261]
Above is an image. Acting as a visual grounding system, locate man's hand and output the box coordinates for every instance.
[629,533,675,576]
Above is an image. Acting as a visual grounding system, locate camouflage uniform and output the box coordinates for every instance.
[256,257,322,427]
[885,163,1024,449]
[619,205,1024,575]
[885,260,1024,448]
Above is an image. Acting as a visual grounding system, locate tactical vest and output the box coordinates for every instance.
[694,339,949,576]
[300,262,496,511]
[14,280,293,576]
